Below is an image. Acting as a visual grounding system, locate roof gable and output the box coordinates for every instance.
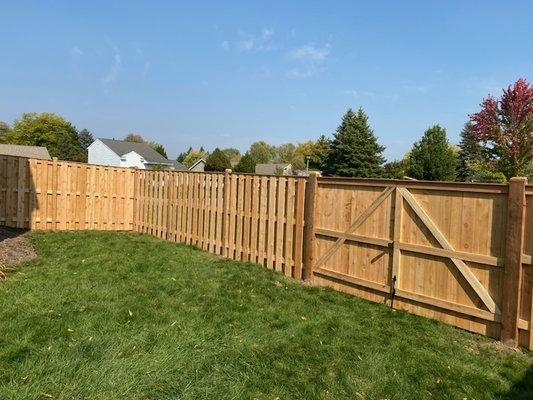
[255,163,292,175]
[97,138,169,164]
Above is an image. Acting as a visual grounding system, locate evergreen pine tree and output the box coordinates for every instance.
[456,123,507,183]
[456,123,482,182]
[322,108,385,177]
[383,159,407,179]
[205,148,231,172]
[177,147,193,163]
[407,125,457,181]
[234,151,256,173]
[309,135,330,170]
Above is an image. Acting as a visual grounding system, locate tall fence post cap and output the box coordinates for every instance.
[509,177,528,183]
[225,169,232,173]
[309,171,320,177]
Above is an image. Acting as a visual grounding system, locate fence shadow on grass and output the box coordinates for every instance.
[499,363,533,400]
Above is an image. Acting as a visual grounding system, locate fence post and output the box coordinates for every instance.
[302,171,319,281]
[221,169,232,257]
[501,177,527,347]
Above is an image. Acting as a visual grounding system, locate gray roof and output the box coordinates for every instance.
[171,160,187,170]
[0,144,51,159]
[99,138,170,164]
[255,163,291,175]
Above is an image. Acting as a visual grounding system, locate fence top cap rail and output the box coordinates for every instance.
[0,155,53,162]
[224,171,308,179]
[317,176,510,193]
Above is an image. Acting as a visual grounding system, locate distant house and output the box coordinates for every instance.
[88,138,176,169]
[189,158,206,172]
[0,144,51,160]
[255,163,292,176]
[169,160,187,171]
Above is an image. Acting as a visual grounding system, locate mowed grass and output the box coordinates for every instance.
[0,231,531,400]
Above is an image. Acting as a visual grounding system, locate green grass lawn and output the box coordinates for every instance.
[0,231,531,400]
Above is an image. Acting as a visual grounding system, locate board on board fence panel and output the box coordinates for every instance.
[133,170,306,279]
[0,156,135,231]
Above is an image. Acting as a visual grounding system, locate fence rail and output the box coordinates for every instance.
[0,155,531,349]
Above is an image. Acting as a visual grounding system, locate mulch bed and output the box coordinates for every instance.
[0,227,37,279]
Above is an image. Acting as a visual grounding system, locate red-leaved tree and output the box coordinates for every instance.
[469,78,533,179]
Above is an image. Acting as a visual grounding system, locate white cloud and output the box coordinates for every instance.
[286,68,315,79]
[290,43,331,61]
[223,28,274,52]
[70,46,84,57]
[103,46,122,83]
[261,28,274,40]
[240,38,255,51]
[286,42,331,79]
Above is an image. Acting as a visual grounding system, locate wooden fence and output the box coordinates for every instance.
[307,175,533,349]
[0,155,531,349]
[135,170,307,278]
[0,156,136,230]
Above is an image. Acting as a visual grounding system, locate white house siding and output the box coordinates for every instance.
[120,151,146,169]
[189,160,205,172]
[88,140,121,166]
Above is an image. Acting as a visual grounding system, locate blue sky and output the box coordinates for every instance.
[1,1,531,161]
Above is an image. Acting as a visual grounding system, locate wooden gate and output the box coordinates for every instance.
[309,177,517,341]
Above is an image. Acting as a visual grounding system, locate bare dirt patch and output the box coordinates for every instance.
[0,227,37,279]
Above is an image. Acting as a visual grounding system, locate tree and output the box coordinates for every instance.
[383,159,407,179]
[469,78,533,179]
[294,141,314,169]
[124,133,167,158]
[407,125,457,181]
[77,129,94,150]
[146,141,168,158]
[0,121,10,143]
[309,135,330,170]
[456,123,483,182]
[205,148,231,172]
[248,141,276,164]
[275,143,305,170]
[234,151,256,173]
[221,148,241,163]
[177,147,193,163]
[322,108,385,177]
[182,149,209,167]
[124,133,144,142]
[3,113,86,161]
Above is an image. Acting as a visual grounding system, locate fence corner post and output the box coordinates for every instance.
[302,171,319,281]
[221,169,232,257]
[501,176,528,347]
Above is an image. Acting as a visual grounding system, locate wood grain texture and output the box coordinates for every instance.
[501,177,527,346]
